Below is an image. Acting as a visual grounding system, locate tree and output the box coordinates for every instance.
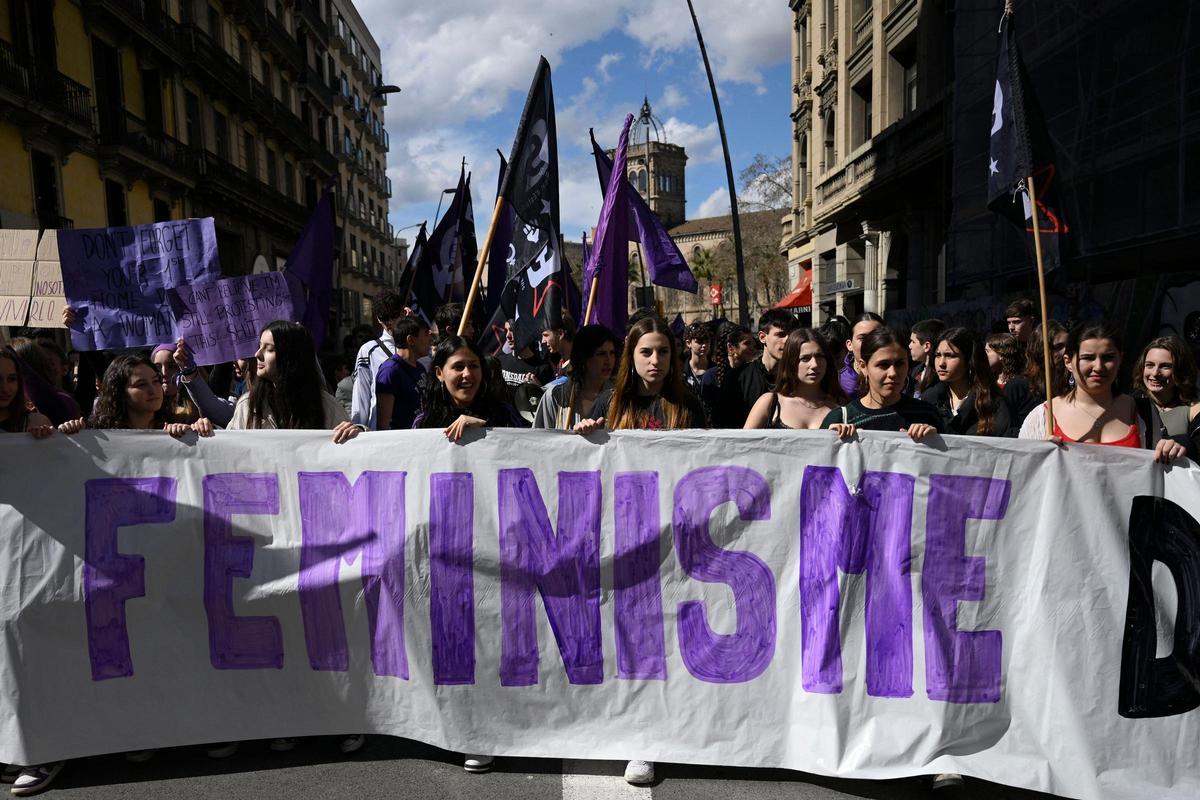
[738,153,792,212]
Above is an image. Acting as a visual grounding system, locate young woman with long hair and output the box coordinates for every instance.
[0,348,52,436]
[744,328,846,429]
[820,327,942,442]
[575,315,706,433]
[1131,335,1199,453]
[151,343,200,423]
[415,335,523,440]
[985,332,1025,389]
[532,324,620,430]
[700,322,755,427]
[1018,322,1187,463]
[921,327,1014,436]
[8,337,81,425]
[1004,320,1069,426]
[218,321,361,444]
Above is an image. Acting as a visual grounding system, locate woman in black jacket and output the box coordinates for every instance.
[921,327,1015,436]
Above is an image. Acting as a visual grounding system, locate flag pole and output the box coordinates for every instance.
[459,196,505,336]
[583,276,600,325]
[1027,173,1055,433]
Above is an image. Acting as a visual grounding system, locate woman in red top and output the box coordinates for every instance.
[1019,322,1186,463]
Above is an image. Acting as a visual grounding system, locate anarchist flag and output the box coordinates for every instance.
[494,56,564,351]
[590,130,697,293]
[987,12,1068,270]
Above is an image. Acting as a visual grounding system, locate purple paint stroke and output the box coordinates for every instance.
[613,472,666,680]
[297,471,408,678]
[202,473,284,669]
[673,466,776,683]
[498,469,603,686]
[923,474,1010,703]
[430,473,476,685]
[799,467,914,697]
[84,477,177,681]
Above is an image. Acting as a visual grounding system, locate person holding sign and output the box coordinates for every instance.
[743,328,845,430]
[574,315,707,436]
[1019,322,1189,464]
[214,321,362,445]
[0,349,53,437]
[921,327,1015,437]
[414,336,524,442]
[820,327,942,442]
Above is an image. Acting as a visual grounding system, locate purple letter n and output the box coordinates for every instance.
[203,473,283,670]
[799,467,914,698]
[923,474,1009,704]
[498,469,603,686]
[84,477,176,681]
[298,471,407,678]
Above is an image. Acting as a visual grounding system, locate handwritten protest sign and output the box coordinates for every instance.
[28,229,65,328]
[59,218,221,350]
[0,429,1198,800]
[0,230,37,326]
[168,272,297,365]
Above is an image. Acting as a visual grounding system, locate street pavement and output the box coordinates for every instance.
[38,736,1064,799]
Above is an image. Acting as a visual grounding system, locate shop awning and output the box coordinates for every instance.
[774,268,812,311]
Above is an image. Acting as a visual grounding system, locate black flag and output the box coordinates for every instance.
[422,164,476,307]
[400,223,440,325]
[495,57,563,350]
[987,13,1068,270]
[485,151,512,319]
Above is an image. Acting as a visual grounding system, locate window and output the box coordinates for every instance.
[285,162,295,199]
[207,4,222,48]
[797,133,808,204]
[244,131,257,178]
[104,179,127,227]
[184,90,202,149]
[823,0,834,47]
[852,76,872,148]
[153,199,172,222]
[239,36,250,67]
[141,70,163,137]
[262,60,273,97]
[890,40,918,121]
[214,112,229,160]
[266,149,277,189]
[822,108,836,169]
[30,150,62,229]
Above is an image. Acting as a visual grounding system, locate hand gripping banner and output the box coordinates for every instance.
[0,430,1196,800]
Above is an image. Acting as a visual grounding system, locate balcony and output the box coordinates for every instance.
[196,151,308,233]
[306,139,338,176]
[181,25,251,108]
[383,177,392,198]
[297,0,329,39]
[852,8,873,51]
[302,64,335,112]
[0,40,96,136]
[271,98,313,153]
[82,0,184,63]
[330,14,348,51]
[98,111,197,185]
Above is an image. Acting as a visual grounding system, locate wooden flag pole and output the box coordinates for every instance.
[583,275,600,326]
[1027,173,1055,433]
[459,196,506,336]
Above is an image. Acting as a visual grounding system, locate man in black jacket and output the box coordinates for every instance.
[728,309,799,427]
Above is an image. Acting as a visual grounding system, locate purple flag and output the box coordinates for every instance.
[284,189,335,351]
[590,130,697,294]
[584,114,633,333]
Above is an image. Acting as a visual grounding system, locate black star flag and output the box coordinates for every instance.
[987,12,1068,270]
[493,56,563,351]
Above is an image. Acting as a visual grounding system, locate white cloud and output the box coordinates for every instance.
[694,186,729,219]
[596,52,623,82]
[659,84,688,111]
[660,116,720,162]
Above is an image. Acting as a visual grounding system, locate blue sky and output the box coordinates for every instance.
[354,0,792,245]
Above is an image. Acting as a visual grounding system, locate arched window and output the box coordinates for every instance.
[636,170,647,194]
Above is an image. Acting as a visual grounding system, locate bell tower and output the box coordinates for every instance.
[611,97,688,229]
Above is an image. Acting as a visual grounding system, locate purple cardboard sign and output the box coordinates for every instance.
[59,218,221,351]
[168,272,297,366]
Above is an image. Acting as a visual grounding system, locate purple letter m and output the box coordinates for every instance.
[498,469,603,686]
[799,467,914,698]
[298,471,408,678]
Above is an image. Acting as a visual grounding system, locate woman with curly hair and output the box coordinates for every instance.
[1131,334,1199,454]
[984,332,1025,389]
[57,355,194,437]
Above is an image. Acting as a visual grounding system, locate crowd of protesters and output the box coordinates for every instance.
[0,292,1197,794]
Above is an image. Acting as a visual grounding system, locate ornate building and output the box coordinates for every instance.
[782,0,951,324]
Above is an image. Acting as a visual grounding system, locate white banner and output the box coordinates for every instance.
[0,430,1197,800]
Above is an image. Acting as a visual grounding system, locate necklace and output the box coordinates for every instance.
[787,394,827,410]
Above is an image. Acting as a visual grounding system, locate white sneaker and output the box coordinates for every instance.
[932,773,965,790]
[339,734,366,754]
[269,738,297,752]
[623,760,654,785]
[11,763,63,796]
[206,742,239,759]
[463,754,494,773]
